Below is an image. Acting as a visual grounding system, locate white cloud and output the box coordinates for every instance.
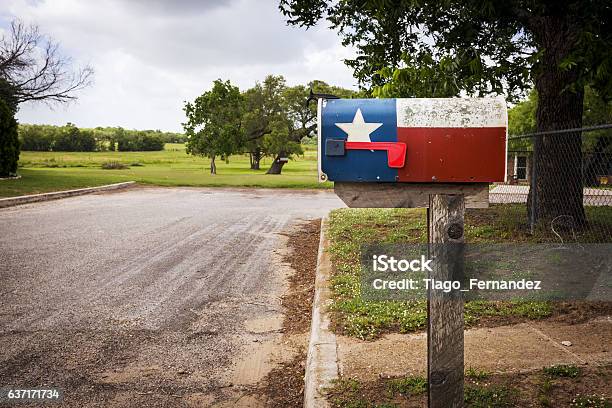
[3,0,357,131]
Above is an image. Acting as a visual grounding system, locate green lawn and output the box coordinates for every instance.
[0,144,330,197]
[326,205,612,339]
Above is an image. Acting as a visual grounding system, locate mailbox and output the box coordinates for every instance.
[318,97,507,183]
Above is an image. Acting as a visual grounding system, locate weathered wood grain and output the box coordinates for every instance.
[428,194,465,408]
[334,182,488,209]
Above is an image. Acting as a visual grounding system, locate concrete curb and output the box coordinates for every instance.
[304,217,339,408]
[0,181,136,208]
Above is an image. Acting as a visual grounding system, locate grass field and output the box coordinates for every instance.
[326,205,612,339]
[0,144,329,197]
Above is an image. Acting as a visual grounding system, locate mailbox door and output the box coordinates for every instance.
[318,97,507,183]
[318,98,399,182]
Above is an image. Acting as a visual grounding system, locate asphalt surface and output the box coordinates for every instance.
[0,187,343,407]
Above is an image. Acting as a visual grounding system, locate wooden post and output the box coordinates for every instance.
[427,194,465,408]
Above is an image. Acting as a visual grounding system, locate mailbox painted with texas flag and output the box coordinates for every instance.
[317,97,507,183]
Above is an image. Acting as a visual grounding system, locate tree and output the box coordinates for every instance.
[184,79,244,174]
[242,75,286,169]
[54,123,96,152]
[509,86,612,140]
[265,80,359,174]
[263,114,303,175]
[117,130,164,151]
[510,87,612,186]
[0,20,93,111]
[508,89,538,151]
[0,78,18,113]
[285,80,359,145]
[18,124,53,151]
[582,88,612,187]
[0,98,19,177]
[261,83,306,175]
[280,0,612,225]
[1,19,93,175]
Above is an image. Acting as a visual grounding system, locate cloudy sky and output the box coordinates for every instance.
[1,0,357,132]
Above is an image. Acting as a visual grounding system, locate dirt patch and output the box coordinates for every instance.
[256,219,321,407]
[259,350,308,408]
[244,315,284,334]
[279,219,321,334]
[337,316,612,384]
[327,375,427,408]
[550,301,612,324]
[327,364,611,407]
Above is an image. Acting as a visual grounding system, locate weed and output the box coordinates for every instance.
[570,394,610,407]
[539,394,552,407]
[544,364,581,378]
[101,161,129,170]
[540,378,554,393]
[328,378,366,408]
[327,378,361,397]
[386,376,427,397]
[464,385,517,407]
[537,377,555,407]
[466,367,489,380]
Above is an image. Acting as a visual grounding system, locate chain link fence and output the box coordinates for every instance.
[489,125,612,242]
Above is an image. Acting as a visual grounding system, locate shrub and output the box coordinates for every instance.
[101,161,129,170]
[0,98,19,177]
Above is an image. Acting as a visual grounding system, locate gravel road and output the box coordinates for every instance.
[0,187,343,407]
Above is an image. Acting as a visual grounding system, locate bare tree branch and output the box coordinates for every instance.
[0,19,93,111]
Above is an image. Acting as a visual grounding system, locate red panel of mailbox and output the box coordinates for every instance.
[397,127,506,182]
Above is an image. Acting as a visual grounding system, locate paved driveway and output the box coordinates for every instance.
[0,187,343,407]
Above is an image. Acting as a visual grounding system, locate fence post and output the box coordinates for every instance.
[427,194,465,408]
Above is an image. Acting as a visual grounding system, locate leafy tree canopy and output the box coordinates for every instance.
[183,79,244,174]
[183,76,357,174]
[508,86,612,150]
[280,0,612,223]
[279,0,612,102]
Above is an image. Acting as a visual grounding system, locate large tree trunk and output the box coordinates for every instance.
[249,149,262,170]
[266,153,287,175]
[210,155,217,175]
[528,15,586,227]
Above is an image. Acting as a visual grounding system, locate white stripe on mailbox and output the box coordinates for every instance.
[396,97,507,128]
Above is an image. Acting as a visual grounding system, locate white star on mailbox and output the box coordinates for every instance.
[335,108,383,142]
